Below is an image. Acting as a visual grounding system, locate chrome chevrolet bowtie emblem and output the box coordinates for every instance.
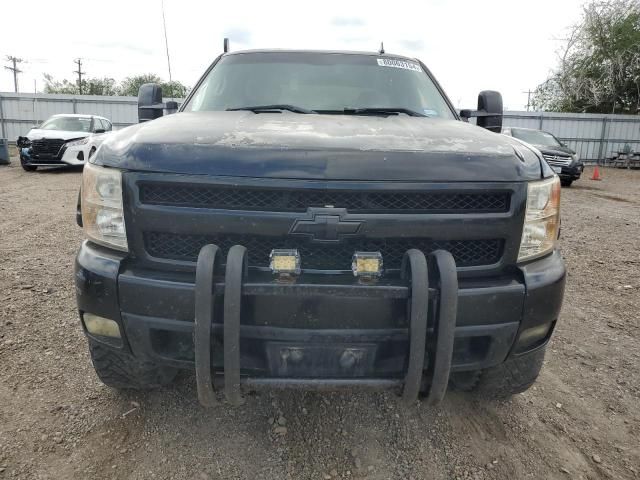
[289,208,362,242]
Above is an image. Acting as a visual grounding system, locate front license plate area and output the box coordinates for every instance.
[266,343,377,378]
[552,166,562,173]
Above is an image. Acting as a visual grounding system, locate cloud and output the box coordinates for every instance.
[398,39,425,51]
[223,28,252,45]
[340,35,373,45]
[81,41,154,56]
[331,17,366,27]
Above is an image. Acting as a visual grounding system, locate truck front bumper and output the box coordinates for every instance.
[557,162,584,181]
[75,241,565,404]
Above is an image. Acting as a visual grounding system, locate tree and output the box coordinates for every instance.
[532,0,640,114]
[42,72,189,98]
[43,74,80,94]
[118,74,188,98]
[161,80,188,98]
[118,74,163,97]
[43,74,118,96]
[84,77,118,96]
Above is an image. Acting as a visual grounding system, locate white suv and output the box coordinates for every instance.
[19,114,112,171]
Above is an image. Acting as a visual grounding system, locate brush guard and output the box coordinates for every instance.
[194,245,458,407]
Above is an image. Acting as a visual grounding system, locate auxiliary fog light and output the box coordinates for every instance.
[516,322,553,352]
[269,249,301,280]
[352,251,383,280]
[83,313,121,338]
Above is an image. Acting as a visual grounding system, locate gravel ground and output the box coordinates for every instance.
[0,161,638,480]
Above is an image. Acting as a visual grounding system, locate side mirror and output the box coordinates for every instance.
[94,129,106,134]
[165,100,178,115]
[138,83,164,123]
[460,90,503,133]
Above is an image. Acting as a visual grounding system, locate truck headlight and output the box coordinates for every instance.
[81,162,128,251]
[518,176,560,262]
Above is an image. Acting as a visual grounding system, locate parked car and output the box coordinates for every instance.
[18,114,112,171]
[75,48,565,407]
[502,127,584,186]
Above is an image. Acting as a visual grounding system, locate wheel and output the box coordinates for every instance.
[560,179,573,187]
[450,345,546,400]
[20,158,37,172]
[88,147,97,159]
[88,340,177,389]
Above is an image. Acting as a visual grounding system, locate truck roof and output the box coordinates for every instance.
[223,49,418,62]
[51,113,110,121]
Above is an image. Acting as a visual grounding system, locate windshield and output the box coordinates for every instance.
[39,116,92,133]
[511,128,562,147]
[184,52,455,118]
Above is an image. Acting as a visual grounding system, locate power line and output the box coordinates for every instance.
[4,56,24,93]
[74,58,85,94]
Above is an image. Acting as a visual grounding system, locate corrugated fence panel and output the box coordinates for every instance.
[0,92,178,141]
[503,111,640,162]
[74,96,139,127]
[2,92,639,162]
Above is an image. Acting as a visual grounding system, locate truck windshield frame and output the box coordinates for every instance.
[182,52,457,119]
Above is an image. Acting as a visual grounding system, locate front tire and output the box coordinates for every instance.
[88,341,177,389]
[20,158,37,172]
[561,179,573,187]
[450,345,546,399]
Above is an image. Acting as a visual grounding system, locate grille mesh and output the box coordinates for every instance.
[145,232,503,270]
[543,154,572,167]
[140,183,510,213]
[31,139,66,158]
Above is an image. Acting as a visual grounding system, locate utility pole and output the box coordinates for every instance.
[4,56,24,93]
[74,58,85,95]
[523,89,533,111]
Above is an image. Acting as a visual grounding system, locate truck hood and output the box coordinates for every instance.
[96,111,543,182]
[535,144,576,157]
[27,129,90,141]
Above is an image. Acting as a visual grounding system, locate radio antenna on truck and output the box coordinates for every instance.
[379,42,385,54]
[223,38,230,53]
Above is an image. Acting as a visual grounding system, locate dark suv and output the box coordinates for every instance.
[502,127,584,187]
[75,49,565,406]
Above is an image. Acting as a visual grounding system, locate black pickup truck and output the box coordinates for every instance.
[75,49,565,406]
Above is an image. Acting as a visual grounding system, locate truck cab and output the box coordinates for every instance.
[75,49,565,406]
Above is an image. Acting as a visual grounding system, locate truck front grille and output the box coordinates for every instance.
[144,232,504,270]
[140,183,510,214]
[543,154,572,167]
[31,139,66,158]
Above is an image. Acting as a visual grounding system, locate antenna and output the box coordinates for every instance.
[223,38,230,53]
[379,42,385,54]
[161,0,173,82]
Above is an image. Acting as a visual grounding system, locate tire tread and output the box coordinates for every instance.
[476,346,546,399]
[89,341,176,389]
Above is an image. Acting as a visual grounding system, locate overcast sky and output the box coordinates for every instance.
[1,0,586,110]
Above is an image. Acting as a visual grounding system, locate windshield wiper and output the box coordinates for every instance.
[338,107,427,117]
[227,104,316,114]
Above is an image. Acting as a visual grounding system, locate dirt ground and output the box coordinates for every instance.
[0,161,638,480]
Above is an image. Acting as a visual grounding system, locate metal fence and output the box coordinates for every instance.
[503,111,640,163]
[1,92,639,162]
[0,92,142,141]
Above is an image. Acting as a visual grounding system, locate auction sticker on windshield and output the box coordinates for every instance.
[377,58,422,72]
